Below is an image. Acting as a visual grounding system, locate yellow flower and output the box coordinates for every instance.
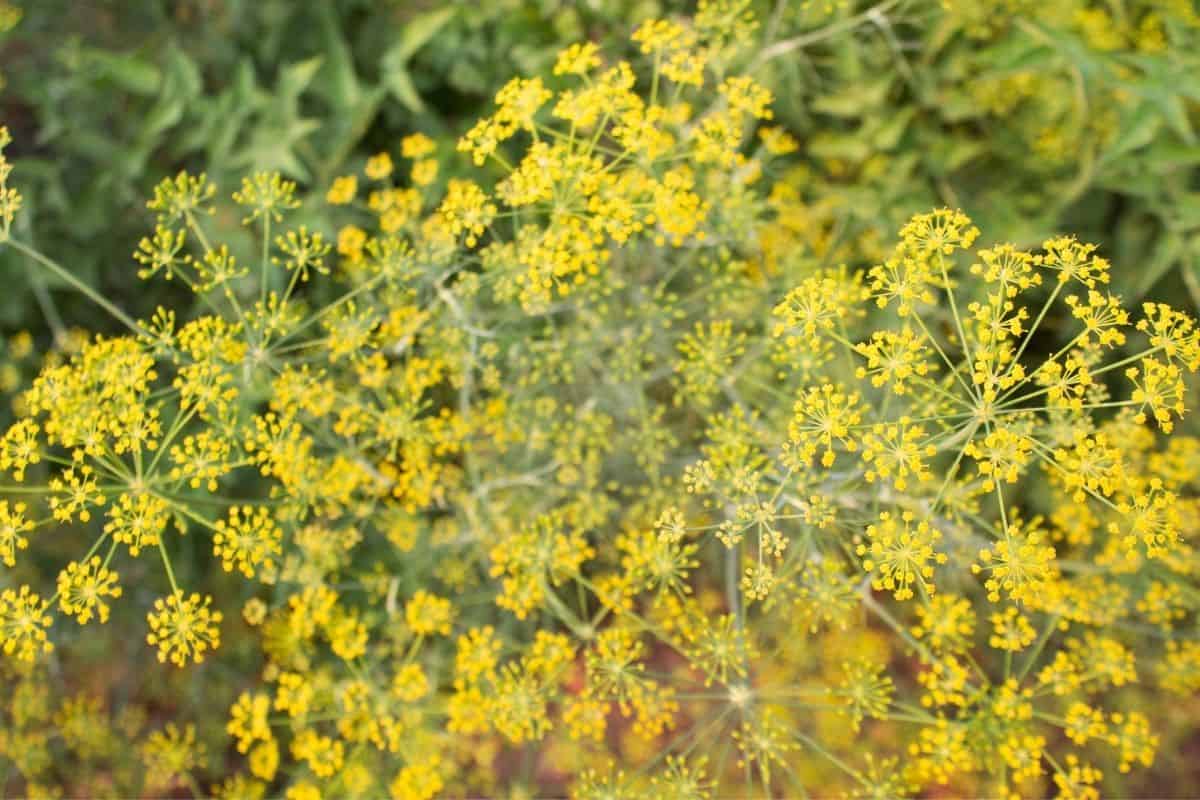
[391,663,430,701]
[232,171,300,224]
[858,510,947,600]
[405,589,454,637]
[146,590,222,666]
[554,42,601,76]
[212,505,283,579]
[0,499,32,566]
[0,585,53,662]
[57,556,122,624]
[142,723,206,791]
[104,491,169,557]
[227,691,272,753]
[988,605,1035,651]
[364,152,394,180]
[326,174,358,205]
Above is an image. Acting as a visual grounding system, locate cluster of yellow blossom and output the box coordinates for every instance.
[0,3,1198,798]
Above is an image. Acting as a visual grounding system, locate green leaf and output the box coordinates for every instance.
[315,0,362,110]
[1133,231,1183,298]
[1161,95,1196,145]
[812,79,891,118]
[140,48,201,140]
[870,107,915,151]
[1173,193,1200,225]
[86,50,161,96]
[279,57,324,101]
[808,133,871,163]
[379,8,458,113]
[938,139,985,173]
[1140,143,1200,171]
[1103,102,1163,163]
[384,68,425,113]
[386,7,458,68]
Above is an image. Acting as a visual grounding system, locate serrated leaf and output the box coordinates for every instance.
[1168,193,1200,232]
[234,118,321,181]
[140,97,184,140]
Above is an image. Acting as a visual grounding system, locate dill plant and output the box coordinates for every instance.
[0,4,1198,799]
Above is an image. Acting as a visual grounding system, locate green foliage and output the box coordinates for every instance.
[0,0,674,328]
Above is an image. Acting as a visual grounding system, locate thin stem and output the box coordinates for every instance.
[158,536,180,594]
[749,0,905,71]
[8,239,147,336]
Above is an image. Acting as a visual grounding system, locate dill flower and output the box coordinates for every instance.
[104,491,169,557]
[907,719,976,787]
[854,327,932,394]
[212,504,283,579]
[133,225,189,280]
[57,557,122,624]
[0,499,32,566]
[326,174,357,205]
[988,605,1036,651]
[389,758,444,800]
[0,418,40,480]
[974,517,1057,603]
[391,663,430,701]
[232,171,300,224]
[1110,711,1158,773]
[146,590,223,666]
[733,706,797,786]
[0,585,54,661]
[788,383,863,468]
[912,594,976,652]
[837,658,894,731]
[275,226,331,282]
[146,171,215,224]
[290,729,344,778]
[1063,702,1108,745]
[364,152,394,181]
[554,42,601,76]
[227,691,272,753]
[0,14,1198,798]
[859,510,947,600]
[142,723,206,791]
[404,589,454,637]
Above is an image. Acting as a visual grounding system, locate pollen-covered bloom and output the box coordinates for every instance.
[57,557,123,624]
[858,510,947,600]
[146,591,222,666]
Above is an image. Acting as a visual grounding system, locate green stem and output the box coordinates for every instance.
[158,536,180,594]
[8,239,147,336]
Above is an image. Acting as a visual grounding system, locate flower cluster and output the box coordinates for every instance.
[1,5,1198,799]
